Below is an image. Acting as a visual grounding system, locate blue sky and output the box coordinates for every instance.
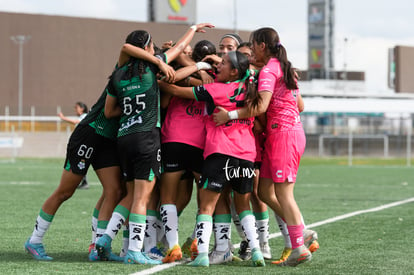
[1,0,414,93]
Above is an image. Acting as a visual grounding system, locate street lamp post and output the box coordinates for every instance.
[10,35,31,130]
[343,37,348,81]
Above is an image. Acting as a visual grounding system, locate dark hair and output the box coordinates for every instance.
[220,33,243,46]
[250,27,297,90]
[227,51,261,113]
[237,42,252,50]
[192,40,216,63]
[123,30,152,80]
[228,51,249,79]
[76,101,88,113]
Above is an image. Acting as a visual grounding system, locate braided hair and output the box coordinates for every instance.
[123,30,152,81]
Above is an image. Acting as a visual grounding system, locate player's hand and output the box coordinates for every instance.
[213,106,230,126]
[194,23,215,33]
[159,62,176,83]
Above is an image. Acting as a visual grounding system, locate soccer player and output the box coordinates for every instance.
[159,51,266,267]
[97,23,214,265]
[213,27,318,267]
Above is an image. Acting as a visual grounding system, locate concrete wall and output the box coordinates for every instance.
[1,12,250,116]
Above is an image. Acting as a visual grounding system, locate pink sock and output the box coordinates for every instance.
[287,224,305,249]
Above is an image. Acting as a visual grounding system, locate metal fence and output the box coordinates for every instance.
[1,108,413,165]
[301,113,413,166]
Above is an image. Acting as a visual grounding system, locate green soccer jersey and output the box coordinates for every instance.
[79,85,119,140]
[108,55,165,137]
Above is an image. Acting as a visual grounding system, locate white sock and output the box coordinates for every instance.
[230,200,246,240]
[144,211,158,252]
[239,211,260,251]
[256,218,270,244]
[190,210,198,239]
[213,214,232,252]
[128,214,146,252]
[156,215,164,244]
[160,204,179,249]
[121,225,129,256]
[275,214,291,248]
[195,214,213,254]
[30,209,53,244]
[91,208,99,244]
[96,223,107,241]
[105,213,126,240]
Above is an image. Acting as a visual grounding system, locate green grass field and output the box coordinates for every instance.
[0,158,413,274]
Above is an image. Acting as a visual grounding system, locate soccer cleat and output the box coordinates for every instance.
[148,246,165,261]
[277,245,312,267]
[88,249,124,262]
[303,229,319,253]
[88,243,95,254]
[271,247,292,265]
[124,250,162,265]
[187,252,209,267]
[208,247,233,264]
[232,255,243,261]
[88,249,99,261]
[251,248,266,267]
[181,237,194,258]
[238,240,251,260]
[190,238,198,260]
[162,244,182,263]
[24,238,53,261]
[95,234,112,260]
[309,240,320,253]
[260,242,272,260]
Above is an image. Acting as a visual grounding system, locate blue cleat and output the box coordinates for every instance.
[88,249,100,261]
[251,248,266,267]
[95,234,112,261]
[89,249,124,262]
[124,250,162,265]
[24,238,53,261]
[148,246,165,261]
[187,252,209,267]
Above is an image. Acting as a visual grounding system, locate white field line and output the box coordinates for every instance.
[131,197,414,275]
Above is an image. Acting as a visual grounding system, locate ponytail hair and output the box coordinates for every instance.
[250,27,297,90]
[244,69,261,115]
[227,51,261,115]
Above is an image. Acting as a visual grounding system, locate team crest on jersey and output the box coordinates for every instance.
[77,159,86,170]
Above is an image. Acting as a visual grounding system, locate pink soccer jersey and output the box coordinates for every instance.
[258,58,302,133]
[161,96,206,149]
[194,82,256,162]
[257,57,305,183]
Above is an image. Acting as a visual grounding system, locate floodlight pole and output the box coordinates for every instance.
[343,37,348,81]
[233,0,238,33]
[10,35,31,130]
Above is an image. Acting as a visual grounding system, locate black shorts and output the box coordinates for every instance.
[64,124,119,175]
[117,128,161,182]
[198,153,255,194]
[162,142,204,173]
